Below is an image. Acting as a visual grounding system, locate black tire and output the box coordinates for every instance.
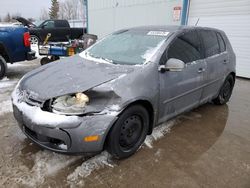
[40,57,51,66]
[107,105,149,159]
[50,55,60,62]
[213,75,235,105]
[0,55,7,80]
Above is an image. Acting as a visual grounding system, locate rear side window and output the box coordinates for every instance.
[200,30,220,57]
[167,30,202,63]
[217,33,226,52]
[55,20,70,28]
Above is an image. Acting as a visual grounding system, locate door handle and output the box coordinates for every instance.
[223,59,228,64]
[197,68,205,73]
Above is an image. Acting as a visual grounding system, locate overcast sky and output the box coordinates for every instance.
[0,0,64,20]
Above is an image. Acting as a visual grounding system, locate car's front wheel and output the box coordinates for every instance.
[107,105,149,159]
[213,75,235,105]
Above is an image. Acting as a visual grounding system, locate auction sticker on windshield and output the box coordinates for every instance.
[147,31,169,36]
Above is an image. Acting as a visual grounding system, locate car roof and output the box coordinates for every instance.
[126,25,222,34]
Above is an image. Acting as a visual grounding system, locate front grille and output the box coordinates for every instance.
[24,125,68,150]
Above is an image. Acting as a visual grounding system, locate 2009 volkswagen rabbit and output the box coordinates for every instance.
[12,26,236,159]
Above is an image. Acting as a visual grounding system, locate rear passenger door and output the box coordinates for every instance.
[199,30,228,102]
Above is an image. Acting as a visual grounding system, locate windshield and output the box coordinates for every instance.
[83,30,168,65]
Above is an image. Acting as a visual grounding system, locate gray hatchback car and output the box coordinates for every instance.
[12,26,236,159]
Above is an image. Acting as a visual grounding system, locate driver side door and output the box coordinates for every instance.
[39,20,58,42]
[158,30,207,124]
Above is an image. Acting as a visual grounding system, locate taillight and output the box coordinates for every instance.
[23,32,31,47]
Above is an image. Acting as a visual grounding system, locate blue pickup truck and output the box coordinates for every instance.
[0,25,36,79]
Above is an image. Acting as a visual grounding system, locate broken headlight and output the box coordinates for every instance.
[52,93,89,115]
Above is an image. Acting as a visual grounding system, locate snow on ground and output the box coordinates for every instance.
[31,44,43,59]
[0,77,17,89]
[67,151,114,187]
[0,100,13,115]
[16,151,82,187]
[144,120,176,148]
[0,77,17,115]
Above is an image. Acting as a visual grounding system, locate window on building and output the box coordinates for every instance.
[167,30,202,63]
[200,30,220,57]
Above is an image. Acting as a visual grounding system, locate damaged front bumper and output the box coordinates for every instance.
[12,100,118,154]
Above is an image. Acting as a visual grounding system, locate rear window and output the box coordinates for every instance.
[200,30,220,57]
[167,30,202,63]
[217,33,226,52]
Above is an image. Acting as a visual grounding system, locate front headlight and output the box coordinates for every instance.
[52,93,89,115]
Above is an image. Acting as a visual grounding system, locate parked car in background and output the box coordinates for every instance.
[12,26,236,159]
[0,25,36,79]
[14,17,86,45]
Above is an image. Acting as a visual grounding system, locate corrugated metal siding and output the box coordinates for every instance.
[188,0,250,78]
[88,0,182,38]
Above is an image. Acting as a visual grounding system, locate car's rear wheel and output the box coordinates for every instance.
[213,75,235,105]
[0,55,7,80]
[107,105,149,159]
[30,35,39,46]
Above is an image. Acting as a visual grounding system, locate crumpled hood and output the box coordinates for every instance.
[19,55,134,101]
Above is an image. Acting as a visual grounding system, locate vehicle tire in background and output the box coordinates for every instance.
[50,55,60,62]
[106,105,149,159]
[30,35,40,46]
[0,55,7,80]
[40,57,51,66]
[213,75,235,105]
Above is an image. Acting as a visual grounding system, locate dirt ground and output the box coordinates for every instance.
[0,59,250,188]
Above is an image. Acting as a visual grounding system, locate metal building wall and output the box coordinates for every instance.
[88,0,183,38]
[188,0,250,78]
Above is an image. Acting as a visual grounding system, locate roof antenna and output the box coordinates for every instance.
[195,18,200,26]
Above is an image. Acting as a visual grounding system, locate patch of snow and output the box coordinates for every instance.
[11,87,81,128]
[58,143,68,150]
[67,151,114,186]
[1,77,9,81]
[0,78,18,89]
[8,62,33,68]
[0,100,13,115]
[80,51,114,65]
[95,108,119,116]
[17,151,82,187]
[144,120,175,148]
[109,104,120,111]
[31,44,44,59]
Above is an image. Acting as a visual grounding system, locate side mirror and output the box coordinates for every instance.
[158,58,185,73]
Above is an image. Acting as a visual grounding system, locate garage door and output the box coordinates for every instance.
[188,0,250,78]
